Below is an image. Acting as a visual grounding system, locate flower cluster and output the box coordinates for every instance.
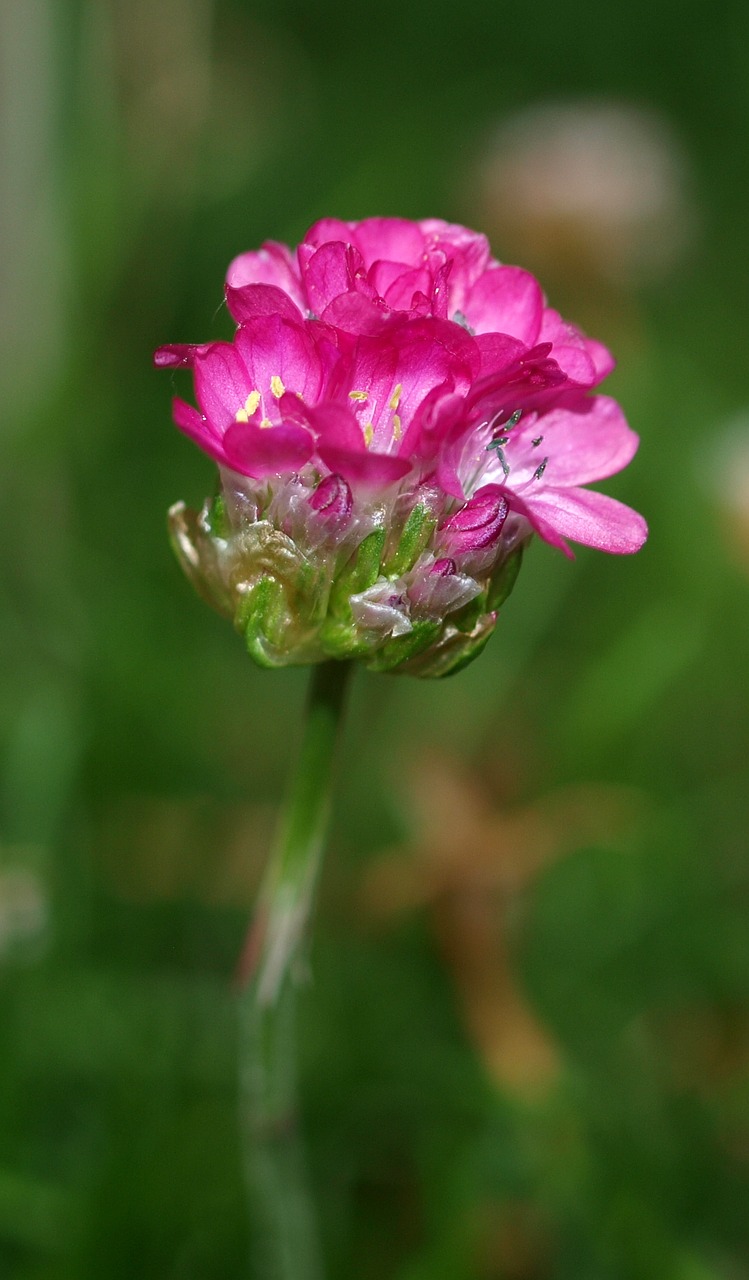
[156,217,646,676]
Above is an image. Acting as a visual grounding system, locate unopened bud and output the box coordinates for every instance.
[308,473,353,520]
[440,490,509,557]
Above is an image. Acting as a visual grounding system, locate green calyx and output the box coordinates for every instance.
[168,498,528,678]
[383,503,436,577]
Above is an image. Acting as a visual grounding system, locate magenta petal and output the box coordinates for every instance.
[420,219,491,284]
[317,441,412,490]
[226,283,303,325]
[154,343,212,368]
[549,343,597,386]
[372,262,431,310]
[223,421,314,478]
[351,217,425,266]
[586,338,616,381]
[304,400,364,449]
[408,383,465,463]
[465,267,544,343]
[304,218,353,247]
[409,290,432,318]
[342,318,478,453]
[226,242,304,308]
[301,241,371,317]
[307,401,412,488]
[520,485,648,554]
[539,309,597,385]
[193,342,252,428]
[321,291,393,335]
[435,435,470,502]
[234,315,326,405]
[473,332,529,379]
[530,396,640,485]
[430,261,453,320]
[172,397,228,465]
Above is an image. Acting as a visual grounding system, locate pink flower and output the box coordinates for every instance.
[227,217,613,385]
[156,218,646,674]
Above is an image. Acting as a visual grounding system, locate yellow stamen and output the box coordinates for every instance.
[363,422,374,447]
[388,383,403,411]
[270,375,285,399]
[260,417,273,429]
[392,414,402,441]
[349,389,368,402]
[236,389,261,422]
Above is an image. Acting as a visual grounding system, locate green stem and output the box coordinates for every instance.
[238,660,351,1280]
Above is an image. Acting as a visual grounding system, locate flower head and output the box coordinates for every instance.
[156,218,646,675]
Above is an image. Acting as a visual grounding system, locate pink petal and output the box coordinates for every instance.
[307,400,413,490]
[409,382,466,462]
[172,396,229,465]
[303,218,354,247]
[586,337,616,381]
[154,343,212,368]
[539,309,597,385]
[464,267,544,343]
[234,314,327,405]
[317,442,412,489]
[222,421,315,478]
[226,241,304,309]
[420,219,491,285]
[302,400,363,447]
[466,336,564,420]
[320,291,393,335]
[437,459,472,503]
[525,395,639,486]
[225,283,303,325]
[519,485,648,555]
[430,261,453,320]
[299,241,372,317]
[350,217,426,266]
[343,319,478,452]
[473,332,529,380]
[193,341,253,428]
[370,261,431,309]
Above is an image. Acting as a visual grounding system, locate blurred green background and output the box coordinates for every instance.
[2,0,749,1276]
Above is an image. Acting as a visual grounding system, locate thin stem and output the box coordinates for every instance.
[238,660,351,1280]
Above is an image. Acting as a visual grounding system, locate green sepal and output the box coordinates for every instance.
[238,576,290,668]
[435,628,494,677]
[384,504,436,577]
[365,620,442,672]
[204,492,230,540]
[394,612,498,678]
[295,558,329,630]
[319,619,374,660]
[450,590,488,634]
[487,544,524,611]
[329,527,386,616]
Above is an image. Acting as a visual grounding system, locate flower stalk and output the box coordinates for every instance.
[238,660,351,1279]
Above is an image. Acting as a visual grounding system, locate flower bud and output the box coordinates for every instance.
[308,473,353,521]
[439,490,509,557]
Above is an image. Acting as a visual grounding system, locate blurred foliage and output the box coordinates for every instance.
[2,0,749,1276]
